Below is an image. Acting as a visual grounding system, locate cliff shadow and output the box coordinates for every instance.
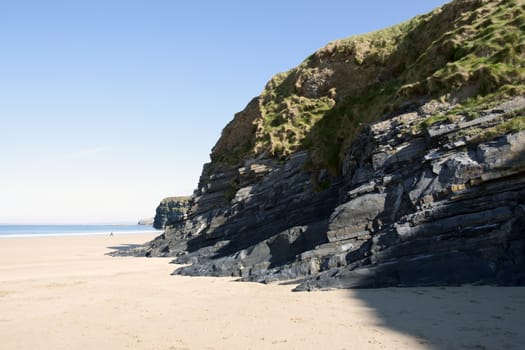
[267,220,330,268]
[106,243,143,252]
[342,163,525,348]
[349,286,525,349]
[185,184,340,262]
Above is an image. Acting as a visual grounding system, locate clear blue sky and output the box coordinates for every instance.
[0,0,450,224]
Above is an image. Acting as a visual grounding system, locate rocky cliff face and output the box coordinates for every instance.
[295,96,525,290]
[152,197,191,229]
[116,0,525,290]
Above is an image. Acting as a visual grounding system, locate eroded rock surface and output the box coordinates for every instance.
[152,196,191,229]
[294,97,525,290]
[114,97,525,290]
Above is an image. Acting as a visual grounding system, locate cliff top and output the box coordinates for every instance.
[159,196,191,204]
[211,0,525,172]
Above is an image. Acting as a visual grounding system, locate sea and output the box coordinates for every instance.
[0,224,162,238]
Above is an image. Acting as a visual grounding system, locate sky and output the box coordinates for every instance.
[0,0,450,224]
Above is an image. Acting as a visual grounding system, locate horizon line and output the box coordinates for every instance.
[0,221,142,226]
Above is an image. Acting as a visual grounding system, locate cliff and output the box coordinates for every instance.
[116,0,525,289]
[152,196,191,229]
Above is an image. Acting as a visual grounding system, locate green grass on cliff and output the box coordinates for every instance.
[313,0,525,172]
[457,107,525,143]
[257,93,335,156]
[448,84,525,119]
[412,84,525,131]
[214,0,525,173]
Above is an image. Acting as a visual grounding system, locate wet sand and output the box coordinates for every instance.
[0,234,523,349]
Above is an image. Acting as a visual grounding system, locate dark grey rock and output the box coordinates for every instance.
[112,96,525,291]
[153,196,191,229]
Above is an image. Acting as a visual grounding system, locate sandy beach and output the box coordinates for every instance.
[0,234,524,350]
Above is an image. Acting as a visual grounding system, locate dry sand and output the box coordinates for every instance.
[0,234,524,350]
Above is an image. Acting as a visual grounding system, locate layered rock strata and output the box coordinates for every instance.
[118,97,524,290]
[152,196,191,229]
[294,97,525,290]
[143,152,340,274]
[114,0,525,290]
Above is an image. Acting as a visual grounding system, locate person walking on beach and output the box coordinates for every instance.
[110,232,114,236]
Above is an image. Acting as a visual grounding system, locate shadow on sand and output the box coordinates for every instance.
[351,286,525,349]
[106,244,143,252]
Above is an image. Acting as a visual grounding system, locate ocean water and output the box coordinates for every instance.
[0,224,161,238]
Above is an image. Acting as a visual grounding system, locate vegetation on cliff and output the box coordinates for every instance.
[212,0,524,173]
